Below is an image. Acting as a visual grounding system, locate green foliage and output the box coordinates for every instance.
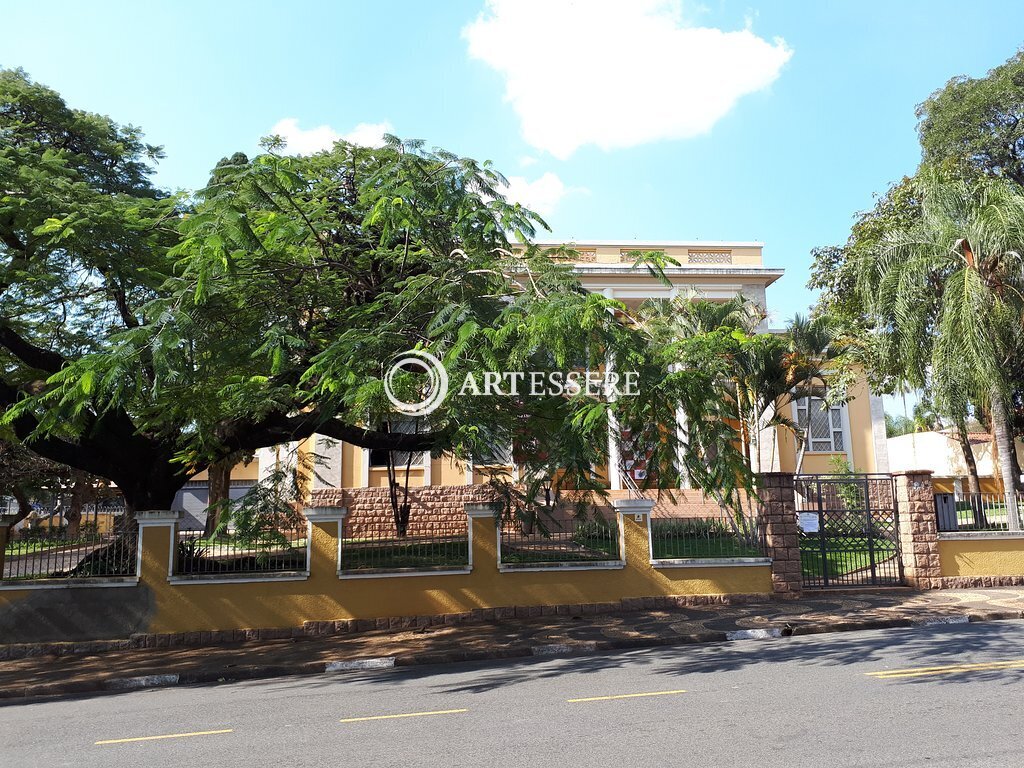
[917,49,1024,186]
[216,464,306,548]
[828,455,865,510]
[884,413,916,438]
[0,67,836,521]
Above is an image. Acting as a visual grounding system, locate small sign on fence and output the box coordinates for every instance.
[798,512,820,533]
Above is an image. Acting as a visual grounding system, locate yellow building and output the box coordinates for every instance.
[195,240,889,508]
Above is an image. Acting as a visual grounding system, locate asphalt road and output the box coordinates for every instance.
[3,621,1023,768]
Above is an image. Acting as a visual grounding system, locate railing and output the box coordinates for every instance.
[650,514,765,560]
[175,527,308,576]
[3,528,138,581]
[339,530,470,573]
[500,515,622,566]
[938,492,1024,532]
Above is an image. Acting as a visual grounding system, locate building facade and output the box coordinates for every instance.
[178,240,890,512]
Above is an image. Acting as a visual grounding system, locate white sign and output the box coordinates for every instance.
[798,512,820,533]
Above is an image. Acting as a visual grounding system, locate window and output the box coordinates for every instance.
[795,396,846,453]
[368,420,426,467]
[619,248,665,263]
[473,440,513,467]
[687,250,732,264]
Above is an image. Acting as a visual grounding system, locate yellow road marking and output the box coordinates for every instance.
[568,689,687,703]
[867,659,1024,680]
[339,708,468,723]
[95,729,233,745]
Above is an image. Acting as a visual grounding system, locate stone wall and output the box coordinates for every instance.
[757,472,802,596]
[310,485,497,538]
[894,471,942,589]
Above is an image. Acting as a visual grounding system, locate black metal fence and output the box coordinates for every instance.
[3,529,138,581]
[339,531,470,572]
[649,513,765,560]
[175,526,308,576]
[500,515,621,566]
[795,474,902,588]
[936,492,1023,532]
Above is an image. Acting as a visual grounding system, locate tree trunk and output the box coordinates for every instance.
[953,418,986,527]
[66,472,89,539]
[989,388,1021,530]
[9,486,33,527]
[204,457,234,537]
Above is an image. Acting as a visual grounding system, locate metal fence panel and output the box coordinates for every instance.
[4,530,138,580]
[795,474,902,588]
[499,513,622,566]
[175,527,308,576]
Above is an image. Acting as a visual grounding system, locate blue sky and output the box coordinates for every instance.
[3,0,1023,334]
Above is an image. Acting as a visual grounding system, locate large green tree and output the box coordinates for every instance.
[811,48,1024,495]
[0,69,755,516]
[856,175,1024,528]
[917,49,1024,186]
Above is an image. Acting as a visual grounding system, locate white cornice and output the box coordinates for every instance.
[522,240,765,248]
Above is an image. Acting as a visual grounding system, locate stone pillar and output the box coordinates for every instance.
[758,472,802,596]
[612,497,654,565]
[0,521,9,578]
[136,510,183,581]
[894,470,941,589]
[466,502,501,571]
[304,506,347,575]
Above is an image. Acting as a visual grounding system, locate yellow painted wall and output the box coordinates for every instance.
[938,537,1024,577]
[931,477,1002,494]
[531,243,764,267]
[0,514,771,638]
[776,370,881,474]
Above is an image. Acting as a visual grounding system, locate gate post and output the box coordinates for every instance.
[758,472,802,596]
[894,470,941,589]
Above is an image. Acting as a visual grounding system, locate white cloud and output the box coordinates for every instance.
[504,171,583,217]
[341,121,394,147]
[268,118,394,154]
[518,154,538,167]
[463,0,792,159]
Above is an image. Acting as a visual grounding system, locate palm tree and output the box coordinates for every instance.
[636,297,843,474]
[858,175,1024,529]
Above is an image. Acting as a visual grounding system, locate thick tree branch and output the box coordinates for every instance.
[0,325,66,373]
[215,409,446,453]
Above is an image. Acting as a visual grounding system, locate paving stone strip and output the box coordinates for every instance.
[2,586,1023,701]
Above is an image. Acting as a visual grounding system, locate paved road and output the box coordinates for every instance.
[3,621,1023,768]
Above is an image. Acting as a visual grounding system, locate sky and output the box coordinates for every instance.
[3,0,1023,341]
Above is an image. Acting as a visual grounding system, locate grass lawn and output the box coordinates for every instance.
[500,533,620,564]
[651,536,763,559]
[953,503,1010,529]
[339,539,469,570]
[5,539,102,556]
[799,536,898,579]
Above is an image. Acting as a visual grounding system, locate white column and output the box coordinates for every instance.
[675,404,691,488]
[257,443,297,480]
[360,448,370,487]
[465,456,474,485]
[606,347,622,491]
[608,412,622,491]
[311,435,343,490]
[868,393,890,473]
[755,404,781,474]
[423,451,432,485]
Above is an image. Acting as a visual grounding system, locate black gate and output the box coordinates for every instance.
[795,474,903,588]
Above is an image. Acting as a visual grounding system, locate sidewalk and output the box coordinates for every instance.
[3,586,1024,701]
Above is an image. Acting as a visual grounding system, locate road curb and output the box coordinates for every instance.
[2,611,1021,702]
